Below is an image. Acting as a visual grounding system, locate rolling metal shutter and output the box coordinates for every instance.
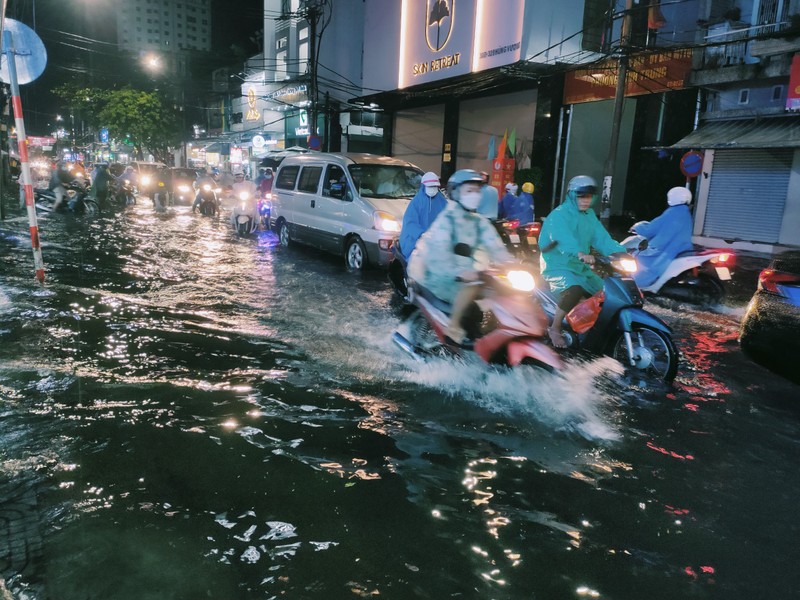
[703,149,791,243]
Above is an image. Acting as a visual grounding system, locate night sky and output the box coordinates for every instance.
[4,0,263,136]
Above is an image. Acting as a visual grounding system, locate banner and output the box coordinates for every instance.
[490,157,515,197]
[786,54,800,111]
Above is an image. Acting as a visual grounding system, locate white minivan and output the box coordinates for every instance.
[269,153,424,270]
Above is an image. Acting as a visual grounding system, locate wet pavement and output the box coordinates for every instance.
[0,196,798,599]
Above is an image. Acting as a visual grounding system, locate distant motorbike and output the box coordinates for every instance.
[231,191,259,236]
[153,181,171,211]
[493,219,541,264]
[34,182,98,216]
[194,183,220,216]
[257,192,272,229]
[534,250,679,382]
[621,222,734,304]
[112,178,136,206]
[392,247,562,372]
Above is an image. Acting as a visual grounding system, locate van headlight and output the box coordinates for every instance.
[374,211,401,233]
[178,185,190,193]
[141,174,151,186]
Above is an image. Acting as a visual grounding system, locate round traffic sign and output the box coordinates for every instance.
[680,151,703,178]
[308,135,322,151]
[0,19,47,85]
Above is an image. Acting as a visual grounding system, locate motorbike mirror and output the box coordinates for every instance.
[454,243,472,257]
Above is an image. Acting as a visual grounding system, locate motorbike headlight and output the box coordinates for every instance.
[203,184,211,191]
[141,175,152,186]
[505,269,536,292]
[178,185,190,192]
[614,257,638,273]
[239,192,249,200]
[374,211,401,233]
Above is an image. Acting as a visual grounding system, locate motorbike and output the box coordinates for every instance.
[112,178,137,206]
[493,219,541,265]
[194,183,220,216]
[392,251,563,372]
[388,219,542,303]
[153,181,171,211]
[34,182,98,216]
[231,191,259,236]
[257,192,272,229]
[621,221,734,304]
[534,251,679,382]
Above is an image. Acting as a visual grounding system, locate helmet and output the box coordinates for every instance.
[667,186,692,206]
[567,175,597,197]
[447,169,485,205]
[522,182,534,194]
[421,171,440,187]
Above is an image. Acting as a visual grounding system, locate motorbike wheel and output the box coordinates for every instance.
[83,200,99,217]
[609,325,678,382]
[693,274,725,305]
[345,237,367,271]
[278,221,291,247]
[408,311,444,356]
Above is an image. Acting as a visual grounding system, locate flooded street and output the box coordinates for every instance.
[1,202,799,599]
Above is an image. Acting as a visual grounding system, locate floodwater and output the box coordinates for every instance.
[1,201,798,599]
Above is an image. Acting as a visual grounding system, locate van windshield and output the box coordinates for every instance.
[348,165,423,199]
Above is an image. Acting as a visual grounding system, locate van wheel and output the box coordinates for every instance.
[345,237,367,271]
[279,221,291,247]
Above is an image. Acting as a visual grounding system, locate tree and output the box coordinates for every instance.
[54,86,181,163]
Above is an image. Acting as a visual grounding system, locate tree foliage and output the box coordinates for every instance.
[53,85,181,163]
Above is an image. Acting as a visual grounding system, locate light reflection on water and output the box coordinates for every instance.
[0,202,799,598]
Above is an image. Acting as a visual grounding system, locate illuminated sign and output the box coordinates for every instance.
[245,88,260,121]
[564,49,693,104]
[252,135,266,148]
[265,84,307,100]
[399,0,524,89]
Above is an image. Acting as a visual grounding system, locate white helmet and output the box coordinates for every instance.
[667,186,692,206]
[421,171,440,187]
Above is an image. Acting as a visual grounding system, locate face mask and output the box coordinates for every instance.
[459,191,482,211]
[425,186,439,197]
[508,185,518,195]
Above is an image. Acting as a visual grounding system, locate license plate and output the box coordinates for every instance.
[526,237,538,245]
[237,215,250,224]
[508,234,520,244]
[715,266,731,281]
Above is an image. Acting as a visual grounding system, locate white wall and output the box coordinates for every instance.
[393,105,446,173]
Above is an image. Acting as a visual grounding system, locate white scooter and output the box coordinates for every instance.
[621,221,735,304]
[230,191,259,236]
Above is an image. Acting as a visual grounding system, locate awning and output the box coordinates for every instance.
[665,116,800,150]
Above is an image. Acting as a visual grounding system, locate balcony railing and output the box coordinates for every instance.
[701,20,791,68]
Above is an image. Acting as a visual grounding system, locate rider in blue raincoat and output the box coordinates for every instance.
[399,171,447,260]
[539,175,625,347]
[499,181,535,224]
[632,186,695,288]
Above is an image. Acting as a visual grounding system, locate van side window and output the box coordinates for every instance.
[298,166,322,193]
[322,165,347,197]
[276,165,300,190]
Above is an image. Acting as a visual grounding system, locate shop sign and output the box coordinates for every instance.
[399,0,524,88]
[245,88,260,121]
[252,135,266,148]
[27,136,56,147]
[564,49,692,105]
[230,146,243,164]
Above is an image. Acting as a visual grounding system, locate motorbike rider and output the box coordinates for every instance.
[117,165,137,188]
[499,181,535,224]
[48,161,76,211]
[90,162,114,210]
[398,171,447,261]
[498,182,519,220]
[408,169,512,346]
[229,171,259,229]
[631,186,695,288]
[192,169,218,212]
[152,166,172,209]
[539,175,626,348]
[257,167,274,198]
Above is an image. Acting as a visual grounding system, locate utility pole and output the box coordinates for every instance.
[307,0,321,143]
[601,0,633,228]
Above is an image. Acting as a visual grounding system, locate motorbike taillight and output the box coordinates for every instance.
[758,269,799,294]
[504,219,520,229]
[710,252,735,267]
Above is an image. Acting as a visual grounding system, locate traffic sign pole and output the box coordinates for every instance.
[3,30,45,283]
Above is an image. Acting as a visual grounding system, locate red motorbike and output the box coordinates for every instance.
[392,255,562,372]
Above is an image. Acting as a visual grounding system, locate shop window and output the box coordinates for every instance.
[581,0,609,53]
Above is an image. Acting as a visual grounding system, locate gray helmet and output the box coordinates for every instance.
[567,175,597,197]
[447,169,485,205]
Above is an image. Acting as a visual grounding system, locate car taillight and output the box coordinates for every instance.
[758,269,800,294]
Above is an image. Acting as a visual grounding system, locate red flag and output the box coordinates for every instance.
[648,0,667,29]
